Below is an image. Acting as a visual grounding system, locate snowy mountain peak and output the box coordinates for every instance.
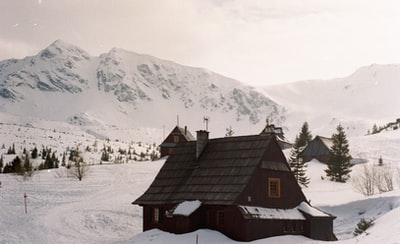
[0,40,286,135]
[39,39,92,63]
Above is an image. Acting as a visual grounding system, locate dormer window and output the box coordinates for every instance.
[268,178,280,198]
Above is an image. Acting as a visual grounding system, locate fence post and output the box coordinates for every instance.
[24,193,27,214]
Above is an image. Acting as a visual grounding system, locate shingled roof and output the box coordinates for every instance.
[134,134,289,206]
[159,126,195,148]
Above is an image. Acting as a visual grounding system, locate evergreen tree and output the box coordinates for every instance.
[378,156,383,166]
[51,152,59,168]
[7,144,16,154]
[0,155,3,173]
[353,218,374,236]
[297,122,312,148]
[101,151,110,161]
[45,153,54,169]
[325,124,352,182]
[10,156,23,174]
[31,146,38,159]
[61,152,66,167]
[289,136,310,188]
[372,124,378,134]
[41,147,47,159]
[23,153,33,176]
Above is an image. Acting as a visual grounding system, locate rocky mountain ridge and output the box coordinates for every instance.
[0,40,285,135]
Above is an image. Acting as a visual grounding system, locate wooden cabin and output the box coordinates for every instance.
[159,126,195,158]
[260,122,292,149]
[301,136,333,163]
[133,131,336,241]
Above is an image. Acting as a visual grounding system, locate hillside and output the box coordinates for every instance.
[0,40,285,138]
[263,64,400,139]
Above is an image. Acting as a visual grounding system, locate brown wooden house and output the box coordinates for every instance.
[260,123,292,149]
[159,126,195,158]
[301,136,333,163]
[133,131,336,241]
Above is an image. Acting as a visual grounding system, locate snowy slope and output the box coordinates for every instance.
[0,130,399,243]
[263,64,400,139]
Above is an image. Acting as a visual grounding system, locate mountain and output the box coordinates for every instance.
[0,40,285,138]
[263,64,400,138]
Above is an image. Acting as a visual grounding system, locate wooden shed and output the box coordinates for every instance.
[159,126,195,158]
[133,131,336,241]
[301,136,333,163]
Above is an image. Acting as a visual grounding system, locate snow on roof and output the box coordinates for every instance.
[239,205,306,220]
[319,136,333,148]
[239,202,331,220]
[297,202,330,217]
[173,200,201,216]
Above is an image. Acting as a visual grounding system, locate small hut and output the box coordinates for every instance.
[159,126,195,158]
[301,136,333,163]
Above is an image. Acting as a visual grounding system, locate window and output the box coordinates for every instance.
[268,178,280,198]
[152,207,160,223]
[283,221,289,233]
[217,210,224,226]
[173,135,179,142]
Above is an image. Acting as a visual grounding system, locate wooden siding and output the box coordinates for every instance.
[302,136,333,163]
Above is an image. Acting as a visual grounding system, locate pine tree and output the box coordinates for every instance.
[297,122,312,148]
[378,156,383,166]
[325,124,352,182]
[353,218,374,236]
[31,146,38,159]
[289,135,310,188]
[23,153,34,176]
[0,155,3,173]
[61,152,66,166]
[372,124,378,134]
[7,144,16,154]
[11,156,23,174]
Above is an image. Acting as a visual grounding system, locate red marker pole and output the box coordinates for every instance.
[24,193,27,214]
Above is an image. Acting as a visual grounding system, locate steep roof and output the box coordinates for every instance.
[317,136,333,149]
[302,136,333,155]
[159,126,195,148]
[177,126,195,141]
[134,134,281,205]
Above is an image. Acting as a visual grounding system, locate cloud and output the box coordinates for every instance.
[1,0,400,85]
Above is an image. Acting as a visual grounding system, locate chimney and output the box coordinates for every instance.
[196,130,209,160]
[185,126,187,135]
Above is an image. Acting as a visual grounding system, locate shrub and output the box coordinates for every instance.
[353,218,374,236]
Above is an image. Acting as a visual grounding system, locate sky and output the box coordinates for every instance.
[1,0,400,86]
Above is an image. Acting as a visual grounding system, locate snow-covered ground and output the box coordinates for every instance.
[1,129,399,243]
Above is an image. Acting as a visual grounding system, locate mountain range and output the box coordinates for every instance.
[0,40,398,141]
[0,40,284,138]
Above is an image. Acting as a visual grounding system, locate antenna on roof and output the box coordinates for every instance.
[203,116,210,131]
